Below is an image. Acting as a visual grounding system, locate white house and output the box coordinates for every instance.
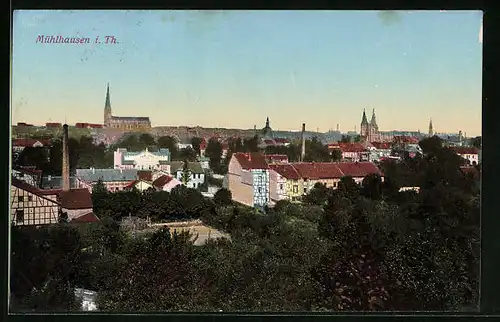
[226,153,270,208]
[114,148,171,170]
[170,161,205,189]
[451,147,479,165]
[268,165,287,205]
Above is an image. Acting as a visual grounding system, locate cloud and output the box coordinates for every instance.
[377,11,402,26]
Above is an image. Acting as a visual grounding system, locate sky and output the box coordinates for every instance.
[11,10,483,136]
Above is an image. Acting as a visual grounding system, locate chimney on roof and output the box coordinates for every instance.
[301,123,306,162]
[62,124,70,191]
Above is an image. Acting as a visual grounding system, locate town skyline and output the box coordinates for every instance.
[12,10,482,136]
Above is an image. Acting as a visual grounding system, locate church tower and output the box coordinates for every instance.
[428,118,433,137]
[360,109,369,136]
[370,109,378,131]
[104,83,112,127]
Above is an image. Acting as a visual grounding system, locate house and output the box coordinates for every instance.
[367,142,392,162]
[405,144,423,158]
[114,148,171,171]
[451,147,479,165]
[124,179,154,192]
[226,152,270,208]
[12,167,43,188]
[75,168,139,192]
[292,162,346,193]
[74,288,98,311]
[41,175,78,190]
[269,162,384,203]
[264,154,289,165]
[335,162,384,184]
[11,177,62,226]
[177,138,193,151]
[152,175,182,192]
[10,124,98,226]
[169,161,205,189]
[328,143,369,162]
[268,164,302,203]
[199,156,210,170]
[12,138,52,153]
[199,139,208,157]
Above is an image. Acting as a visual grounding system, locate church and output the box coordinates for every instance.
[360,109,381,142]
[103,83,151,130]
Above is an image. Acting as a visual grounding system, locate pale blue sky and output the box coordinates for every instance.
[12,10,482,136]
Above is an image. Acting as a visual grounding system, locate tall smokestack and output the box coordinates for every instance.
[301,123,306,162]
[62,124,70,191]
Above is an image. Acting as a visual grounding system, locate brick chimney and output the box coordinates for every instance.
[301,123,306,162]
[62,124,70,191]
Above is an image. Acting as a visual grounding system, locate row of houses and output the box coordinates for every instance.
[328,141,480,165]
[225,152,384,208]
[10,125,98,226]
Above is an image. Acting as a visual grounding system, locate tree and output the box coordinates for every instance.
[419,136,443,155]
[340,135,351,143]
[331,149,342,162]
[191,137,203,156]
[214,188,232,207]
[180,160,192,185]
[243,136,259,153]
[304,137,331,162]
[470,136,481,149]
[361,173,383,200]
[138,133,156,148]
[303,182,330,205]
[353,135,361,143]
[337,176,360,196]
[179,147,197,162]
[157,136,178,159]
[205,138,223,170]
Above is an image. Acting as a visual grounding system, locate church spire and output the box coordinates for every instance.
[265,117,270,128]
[370,108,378,127]
[105,83,111,109]
[361,109,368,125]
[428,118,434,137]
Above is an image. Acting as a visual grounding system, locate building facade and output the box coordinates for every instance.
[114,148,171,170]
[103,83,151,130]
[226,153,270,208]
[75,168,140,192]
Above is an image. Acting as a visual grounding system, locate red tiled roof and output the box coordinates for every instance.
[222,143,229,150]
[263,139,275,145]
[451,147,479,155]
[199,142,207,150]
[274,138,289,144]
[152,175,175,187]
[269,164,301,180]
[329,143,366,153]
[233,152,269,170]
[58,189,93,209]
[125,180,139,189]
[13,138,51,147]
[370,142,392,149]
[137,170,152,181]
[336,162,384,178]
[70,212,100,223]
[292,162,345,180]
[393,136,419,144]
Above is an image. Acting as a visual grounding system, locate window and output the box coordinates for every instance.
[293,185,298,193]
[304,187,307,193]
[279,184,284,190]
[258,187,262,193]
[28,196,33,202]
[18,196,24,202]
[16,210,24,224]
